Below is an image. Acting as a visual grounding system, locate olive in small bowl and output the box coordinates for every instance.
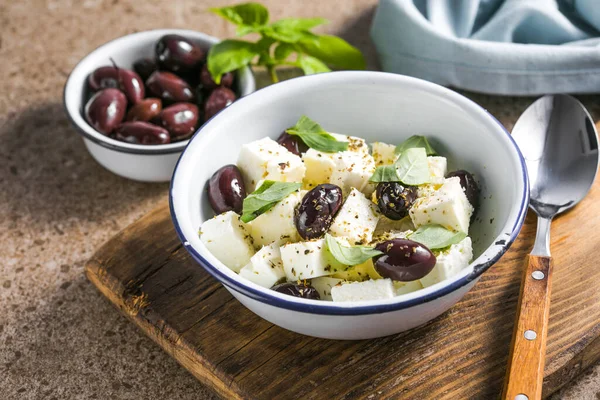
[64,29,255,182]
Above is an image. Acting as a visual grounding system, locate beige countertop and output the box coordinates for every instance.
[1,0,599,398]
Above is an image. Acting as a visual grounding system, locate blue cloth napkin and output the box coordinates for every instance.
[370,0,600,95]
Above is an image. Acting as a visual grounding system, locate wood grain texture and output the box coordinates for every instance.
[85,176,600,400]
[503,256,553,400]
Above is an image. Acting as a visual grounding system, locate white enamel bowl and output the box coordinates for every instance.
[170,71,529,340]
[64,29,255,182]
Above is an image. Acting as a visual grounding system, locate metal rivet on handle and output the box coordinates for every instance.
[515,394,529,400]
[532,270,545,280]
[524,330,537,340]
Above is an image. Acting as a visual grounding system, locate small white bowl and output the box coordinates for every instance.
[170,71,529,340]
[64,29,256,182]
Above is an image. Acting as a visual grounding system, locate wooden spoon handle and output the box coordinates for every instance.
[502,255,553,400]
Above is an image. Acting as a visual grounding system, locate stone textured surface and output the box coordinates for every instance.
[0,0,598,399]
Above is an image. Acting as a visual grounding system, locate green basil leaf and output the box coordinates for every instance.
[299,55,331,75]
[256,36,276,51]
[369,147,429,184]
[207,40,259,84]
[369,164,401,183]
[271,17,328,32]
[395,147,430,185]
[257,53,272,66]
[262,26,318,43]
[408,224,467,250]
[294,132,348,153]
[325,234,383,266]
[299,35,365,70]
[274,42,295,61]
[255,36,276,66]
[236,24,262,37]
[288,115,323,134]
[210,3,269,26]
[286,115,348,153]
[395,135,437,156]
[241,181,302,223]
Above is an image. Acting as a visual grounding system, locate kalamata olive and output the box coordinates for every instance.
[133,58,158,81]
[376,182,418,220]
[276,132,308,156]
[207,164,246,214]
[446,170,480,211]
[146,71,195,104]
[114,121,170,145]
[199,64,234,90]
[88,66,145,104]
[88,66,119,90]
[204,87,236,120]
[158,103,199,140]
[126,98,162,122]
[295,184,343,240]
[156,34,205,73]
[271,282,320,300]
[374,239,436,282]
[84,88,127,135]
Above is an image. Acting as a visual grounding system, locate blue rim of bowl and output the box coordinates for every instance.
[62,29,255,155]
[169,72,530,316]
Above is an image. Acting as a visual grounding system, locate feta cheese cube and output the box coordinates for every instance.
[409,177,473,233]
[330,133,369,154]
[420,237,473,288]
[331,259,381,282]
[237,137,305,192]
[331,278,395,302]
[428,156,447,184]
[280,239,347,280]
[417,182,444,198]
[372,142,397,166]
[393,280,424,295]
[329,151,376,196]
[310,277,344,300]
[200,211,255,272]
[238,243,285,288]
[301,134,368,188]
[248,191,303,247]
[302,148,336,186]
[329,188,380,245]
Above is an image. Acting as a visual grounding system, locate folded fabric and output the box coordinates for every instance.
[370,0,600,95]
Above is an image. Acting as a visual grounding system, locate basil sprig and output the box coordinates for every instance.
[395,135,437,156]
[369,147,430,185]
[207,2,365,84]
[241,180,301,223]
[368,163,401,183]
[408,224,467,250]
[286,115,348,153]
[325,234,383,266]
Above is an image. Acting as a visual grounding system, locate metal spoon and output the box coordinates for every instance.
[502,95,598,400]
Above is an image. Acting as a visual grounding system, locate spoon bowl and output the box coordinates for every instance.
[512,95,598,219]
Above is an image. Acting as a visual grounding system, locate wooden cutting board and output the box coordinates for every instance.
[86,176,600,399]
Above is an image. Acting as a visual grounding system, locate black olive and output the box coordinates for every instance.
[271,282,320,300]
[376,182,418,220]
